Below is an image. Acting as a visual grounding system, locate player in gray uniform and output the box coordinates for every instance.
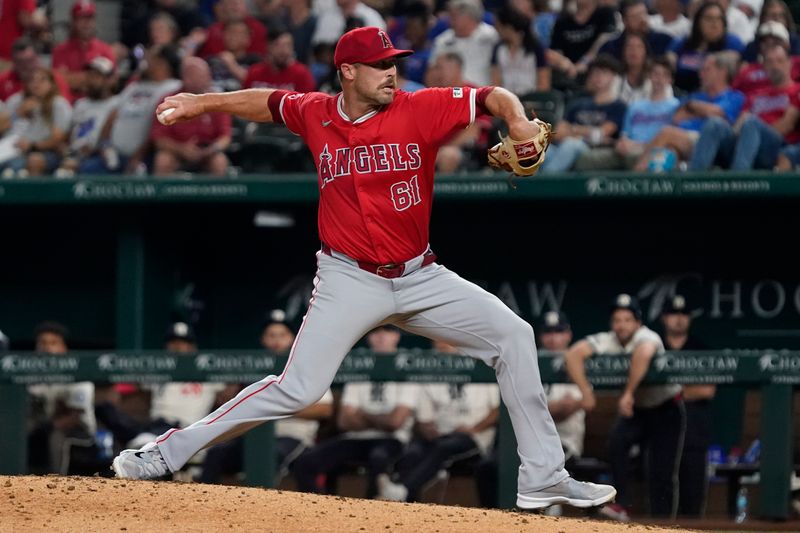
[565,294,685,520]
[112,25,615,511]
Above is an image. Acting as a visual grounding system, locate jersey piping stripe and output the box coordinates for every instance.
[468,87,476,126]
[156,253,323,444]
[336,93,379,124]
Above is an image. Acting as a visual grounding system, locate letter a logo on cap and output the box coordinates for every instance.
[378,30,391,49]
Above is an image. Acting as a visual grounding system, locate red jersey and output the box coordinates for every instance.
[200,17,266,58]
[745,83,800,143]
[0,0,35,60]
[733,57,800,95]
[243,62,316,92]
[276,87,479,264]
[52,37,115,73]
[0,68,73,102]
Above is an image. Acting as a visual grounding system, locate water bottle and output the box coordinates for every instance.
[647,148,677,173]
[743,439,761,464]
[96,429,113,461]
[735,486,748,523]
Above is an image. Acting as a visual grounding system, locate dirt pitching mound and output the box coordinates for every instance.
[0,475,692,532]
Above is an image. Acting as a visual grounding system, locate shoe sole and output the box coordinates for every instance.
[516,488,617,510]
[111,456,133,479]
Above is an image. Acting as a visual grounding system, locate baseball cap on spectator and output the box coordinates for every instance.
[85,56,114,76]
[262,308,292,330]
[72,0,96,18]
[757,21,790,44]
[540,311,571,333]
[164,321,196,343]
[611,293,643,320]
[334,27,413,69]
[33,321,69,341]
[0,329,9,352]
[662,294,691,315]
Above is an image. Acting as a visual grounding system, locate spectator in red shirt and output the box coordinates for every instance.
[733,21,800,95]
[52,1,116,102]
[243,28,315,92]
[151,57,231,177]
[690,44,800,170]
[0,0,36,64]
[199,0,267,59]
[0,37,73,102]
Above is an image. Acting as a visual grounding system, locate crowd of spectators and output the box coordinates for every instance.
[1,0,800,177]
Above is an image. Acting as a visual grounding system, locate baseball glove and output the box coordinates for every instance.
[487,118,552,177]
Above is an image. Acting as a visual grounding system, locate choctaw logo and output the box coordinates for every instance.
[97,353,177,371]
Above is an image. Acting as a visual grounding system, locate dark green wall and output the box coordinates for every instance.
[2,197,799,351]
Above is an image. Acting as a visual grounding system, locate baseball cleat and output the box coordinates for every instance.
[596,502,631,522]
[112,442,171,480]
[516,477,617,510]
[377,473,408,502]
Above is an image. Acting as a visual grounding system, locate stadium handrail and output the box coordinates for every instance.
[0,349,796,519]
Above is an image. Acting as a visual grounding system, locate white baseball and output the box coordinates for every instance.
[157,107,176,125]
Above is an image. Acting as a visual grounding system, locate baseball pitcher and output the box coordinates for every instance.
[113,26,614,511]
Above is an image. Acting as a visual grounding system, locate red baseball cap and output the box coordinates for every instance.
[72,0,96,18]
[334,27,413,69]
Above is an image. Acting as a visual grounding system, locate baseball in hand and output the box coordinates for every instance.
[157,107,176,125]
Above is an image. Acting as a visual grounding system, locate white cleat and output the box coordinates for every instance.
[377,473,409,502]
[516,477,617,510]
[112,442,171,480]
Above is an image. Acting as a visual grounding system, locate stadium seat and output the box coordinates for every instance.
[519,90,566,126]
[229,119,315,173]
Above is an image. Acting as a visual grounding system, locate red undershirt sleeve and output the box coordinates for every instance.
[475,86,494,117]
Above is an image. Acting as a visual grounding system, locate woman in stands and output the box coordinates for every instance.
[669,1,745,92]
[2,67,72,178]
[491,6,551,94]
[616,32,652,103]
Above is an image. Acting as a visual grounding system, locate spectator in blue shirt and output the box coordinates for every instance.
[542,55,628,172]
[616,56,680,166]
[633,51,744,170]
[668,1,745,92]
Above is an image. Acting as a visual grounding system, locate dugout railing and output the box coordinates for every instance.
[0,349,796,520]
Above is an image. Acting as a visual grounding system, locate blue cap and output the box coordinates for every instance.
[165,321,196,343]
[540,311,571,332]
[662,294,691,315]
[611,293,643,320]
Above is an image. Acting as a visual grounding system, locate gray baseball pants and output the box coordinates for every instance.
[154,248,568,494]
